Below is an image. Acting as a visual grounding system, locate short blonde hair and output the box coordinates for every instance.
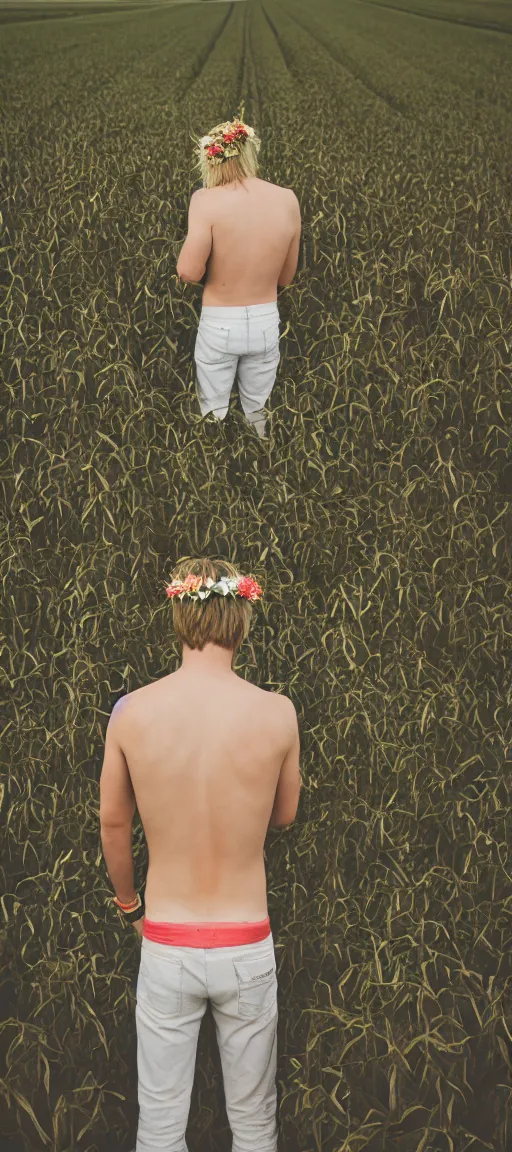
[197,118,261,189]
[170,557,253,652]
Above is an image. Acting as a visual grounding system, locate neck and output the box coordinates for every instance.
[179,643,236,676]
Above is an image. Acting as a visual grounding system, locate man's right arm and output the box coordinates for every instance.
[176,189,213,283]
[268,698,301,829]
[278,192,301,288]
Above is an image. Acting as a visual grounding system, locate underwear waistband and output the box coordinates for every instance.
[200,302,278,319]
[142,916,271,947]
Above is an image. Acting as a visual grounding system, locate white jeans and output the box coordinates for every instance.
[194,303,280,438]
[135,933,278,1152]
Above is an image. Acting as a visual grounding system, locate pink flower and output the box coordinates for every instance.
[166,574,203,597]
[166,582,184,598]
[237,576,263,601]
[207,143,224,157]
[182,574,203,593]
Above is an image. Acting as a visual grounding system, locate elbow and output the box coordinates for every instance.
[177,264,205,284]
[100,815,134,834]
[269,811,297,829]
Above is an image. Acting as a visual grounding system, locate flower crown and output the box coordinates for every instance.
[200,118,256,165]
[166,573,263,602]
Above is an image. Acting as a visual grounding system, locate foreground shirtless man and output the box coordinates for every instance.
[99,559,301,1152]
[176,117,301,439]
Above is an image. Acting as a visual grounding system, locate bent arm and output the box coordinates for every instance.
[278,194,301,287]
[177,190,213,283]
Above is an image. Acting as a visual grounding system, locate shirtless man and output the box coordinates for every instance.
[99,558,301,1152]
[176,117,301,439]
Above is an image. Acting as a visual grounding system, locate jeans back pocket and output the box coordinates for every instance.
[262,320,280,358]
[137,952,183,1016]
[233,953,277,1019]
[196,321,231,362]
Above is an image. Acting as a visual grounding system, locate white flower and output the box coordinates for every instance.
[200,135,213,148]
[214,580,229,595]
[244,125,255,138]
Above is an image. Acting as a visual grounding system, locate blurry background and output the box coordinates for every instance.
[1,0,511,1148]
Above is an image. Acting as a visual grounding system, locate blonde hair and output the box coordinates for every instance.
[170,557,253,652]
[197,118,261,189]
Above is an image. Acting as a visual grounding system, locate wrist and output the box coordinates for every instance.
[116,892,137,905]
[111,886,146,923]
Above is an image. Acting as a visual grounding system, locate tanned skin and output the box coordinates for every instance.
[100,643,301,935]
[176,177,301,304]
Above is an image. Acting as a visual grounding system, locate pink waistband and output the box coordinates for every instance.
[142,916,271,947]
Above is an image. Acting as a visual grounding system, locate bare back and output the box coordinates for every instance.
[115,669,298,921]
[202,178,299,306]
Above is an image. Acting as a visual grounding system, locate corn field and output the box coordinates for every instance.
[1,0,511,1148]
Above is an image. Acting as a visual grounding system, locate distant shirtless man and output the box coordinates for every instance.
[176,117,301,439]
[99,559,301,1152]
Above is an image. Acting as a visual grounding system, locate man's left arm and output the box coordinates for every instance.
[176,189,213,283]
[99,701,137,905]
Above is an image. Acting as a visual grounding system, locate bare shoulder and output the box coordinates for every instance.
[258,686,298,730]
[240,676,295,709]
[263,181,299,210]
[238,683,297,743]
[278,184,301,225]
[189,186,213,215]
[272,691,298,722]
[108,680,159,726]
[107,692,131,736]
[270,693,299,746]
[284,187,301,220]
